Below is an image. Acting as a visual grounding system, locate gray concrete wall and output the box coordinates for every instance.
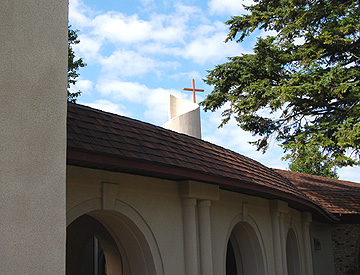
[0,0,68,274]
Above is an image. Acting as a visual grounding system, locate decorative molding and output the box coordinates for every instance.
[179,180,219,201]
[102,182,119,210]
[270,199,289,214]
[242,202,249,222]
[301,212,312,224]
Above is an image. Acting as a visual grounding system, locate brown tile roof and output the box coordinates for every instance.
[274,169,360,215]
[67,103,335,221]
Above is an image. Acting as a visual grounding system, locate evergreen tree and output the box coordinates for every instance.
[285,146,339,178]
[68,25,86,103]
[201,0,360,177]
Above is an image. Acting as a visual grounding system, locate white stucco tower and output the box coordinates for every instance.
[163,94,202,139]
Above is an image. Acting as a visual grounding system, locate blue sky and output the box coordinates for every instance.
[69,0,359,181]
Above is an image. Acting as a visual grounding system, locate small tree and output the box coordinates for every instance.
[285,146,339,178]
[68,25,86,103]
[201,0,360,177]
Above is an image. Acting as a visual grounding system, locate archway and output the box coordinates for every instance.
[66,209,159,275]
[286,228,301,275]
[67,214,122,275]
[225,222,266,275]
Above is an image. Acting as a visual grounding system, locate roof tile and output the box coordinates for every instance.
[274,169,360,214]
[67,103,349,218]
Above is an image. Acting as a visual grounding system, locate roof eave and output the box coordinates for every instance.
[67,148,338,223]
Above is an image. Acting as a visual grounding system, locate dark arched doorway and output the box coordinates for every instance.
[225,222,265,275]
[66,214,123,275]
[286,228,301,275]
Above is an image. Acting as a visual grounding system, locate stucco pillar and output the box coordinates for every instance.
[301,212,313,275]
[198,200,213,275]
[0,0,67,274]
[182,198,199,275]
[280,212,288,275]
[270,200,288,275]
[179,180,219,275]
[270,209,283,274]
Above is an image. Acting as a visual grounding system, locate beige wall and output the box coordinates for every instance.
[0,1,68,274]
[67,166,183,275]
[67,165,333,275]
[310,222,336,275]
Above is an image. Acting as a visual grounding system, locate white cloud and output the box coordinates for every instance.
[82,100,130,116]
[147,12,188,44]
[137,21,250,65]
[69,78,94,96]
[69,0,205,52]
[203,112,256,155]
[201,103,285,167]
[92,13,152,44]
[179,30,248,65]
[338,166,360,182]
[73,34,103,61]
[76,79,93,91]
[139,0,156,8]
[100,50,179,77]
[144,88,194,124]
[259,29,278,38]
[143,88,173,123]
[95,79,185,124]
[100,50,156,77]
[209,0,254,15]
[90,10,187,45]
[69,0,91,27]
[203,119,286,168]
[136,42,181,56]
[170,71,203,81]
[96,80,149,102]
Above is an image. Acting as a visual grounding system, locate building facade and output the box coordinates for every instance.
[1,1,360,274]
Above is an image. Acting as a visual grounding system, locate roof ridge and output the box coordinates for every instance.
[69,102,281,174]
[273,168,360,185]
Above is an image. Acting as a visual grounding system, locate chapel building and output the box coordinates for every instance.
[1,1,360,275]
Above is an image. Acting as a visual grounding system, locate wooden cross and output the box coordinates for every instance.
[183,79,204,103]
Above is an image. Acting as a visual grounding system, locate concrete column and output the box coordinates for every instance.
[270,210,284,275]
[182,198,199,275]
[270,200,288,275]
[198,200,213,275]
[0,0,67,274]
[301,212,313,275]
[280,212,288,275]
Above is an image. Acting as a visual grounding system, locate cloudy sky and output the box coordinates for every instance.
[69,0,359,181]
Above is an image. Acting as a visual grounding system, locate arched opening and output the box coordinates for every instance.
[286,228,301,275]
[67,214,123,275]
[225,222,265,275]
[66,209,159,275]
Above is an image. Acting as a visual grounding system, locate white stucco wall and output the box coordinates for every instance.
[310,221,336,275]
[66,166,334,275]
[67,166,185,275]
[0,1,68,273]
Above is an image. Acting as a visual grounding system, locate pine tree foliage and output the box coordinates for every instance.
[68,25,86,103]
[201,0,360,173]
[285,146,339,178]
